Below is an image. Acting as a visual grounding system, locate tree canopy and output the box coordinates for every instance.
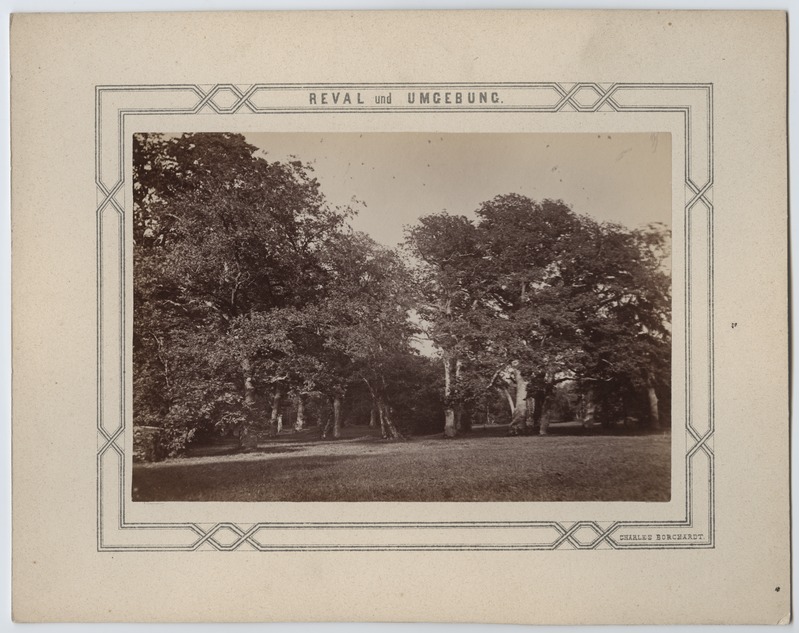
[406,195,670,436]
[133,133,671,456]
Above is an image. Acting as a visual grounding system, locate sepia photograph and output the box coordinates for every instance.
[131,131,673,503]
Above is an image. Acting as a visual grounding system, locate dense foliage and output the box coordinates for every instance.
[133,133,671,456]
[406,195,670,436]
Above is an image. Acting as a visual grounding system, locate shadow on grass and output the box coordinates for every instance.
[133,432,671,503]
[186,444,304,458]
[132,454,352,502]
[438,423,668,439]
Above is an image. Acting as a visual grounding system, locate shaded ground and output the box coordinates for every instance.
[132,425,670,502]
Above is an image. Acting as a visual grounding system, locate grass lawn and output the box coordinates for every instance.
[132,425,671,502]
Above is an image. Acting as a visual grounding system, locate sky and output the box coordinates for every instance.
[245,132,672,250]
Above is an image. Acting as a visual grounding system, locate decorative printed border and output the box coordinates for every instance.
[96,83,714,551]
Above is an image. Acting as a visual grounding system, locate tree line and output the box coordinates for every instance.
[133,133,671,456]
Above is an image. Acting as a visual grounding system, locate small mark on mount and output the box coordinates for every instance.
[616,148,632,162]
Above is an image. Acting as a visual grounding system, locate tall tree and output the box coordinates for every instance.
[133,133,351,452]
[566,222,671,427]
[314,232,417,439]
[405,213,485,437]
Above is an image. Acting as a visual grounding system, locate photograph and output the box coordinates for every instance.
[131,131,673,503]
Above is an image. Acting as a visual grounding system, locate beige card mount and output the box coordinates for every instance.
[10,10,789,624]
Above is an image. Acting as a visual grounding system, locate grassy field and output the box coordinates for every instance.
[132,425,670,502]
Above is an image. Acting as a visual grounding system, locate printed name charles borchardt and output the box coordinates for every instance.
[308,90,503,105]
[618,533,705,542]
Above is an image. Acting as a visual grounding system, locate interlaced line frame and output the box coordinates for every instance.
[96,83,714,551]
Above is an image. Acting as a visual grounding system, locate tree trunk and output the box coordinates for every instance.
[268,388,283,437]
[293,396,305,432]
[501,387,515,415]
[239,358,259,450]
[378,404,388,438]
[647,378,660,429]
[582,388,597,429]
[508,368,529,435]
[332,395,342,439]
[534,392,548,435]
[362,377,402,440]
[444,408,456,437]
[443,357,457,438]
[321,401,333,439]
[369,405,377,428]
[378,398,403,439]
[454,359,470,432]
[526,395,536,430]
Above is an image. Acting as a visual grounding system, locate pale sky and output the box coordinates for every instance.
[245,132,672,249]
